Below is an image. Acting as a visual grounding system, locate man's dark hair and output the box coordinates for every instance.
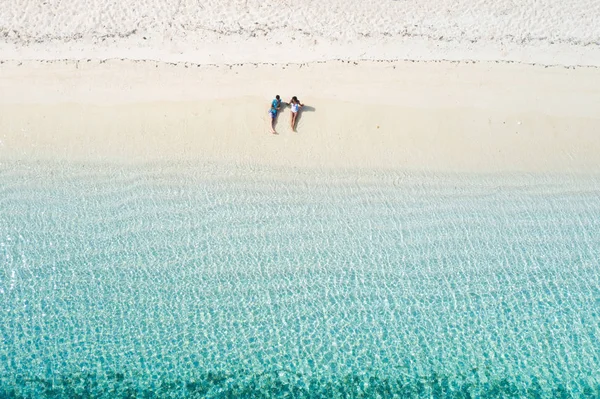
[276,95,280,100]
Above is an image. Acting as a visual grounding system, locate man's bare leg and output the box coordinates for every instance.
[271,116,277,134]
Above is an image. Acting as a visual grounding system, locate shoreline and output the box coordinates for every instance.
[1,59,599,173]
[3,38,600,68]
[3,56,599,70]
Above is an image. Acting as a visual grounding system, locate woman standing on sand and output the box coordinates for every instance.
[289,96,303,131]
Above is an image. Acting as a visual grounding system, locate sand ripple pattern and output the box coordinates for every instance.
[1,163,599,398]
[1,0,599,49]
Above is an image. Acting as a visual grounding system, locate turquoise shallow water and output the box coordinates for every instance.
[1,162,599,398]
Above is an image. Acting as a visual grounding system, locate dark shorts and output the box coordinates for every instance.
[270,110,277,118]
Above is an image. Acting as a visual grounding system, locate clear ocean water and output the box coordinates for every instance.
[1,161,599,398]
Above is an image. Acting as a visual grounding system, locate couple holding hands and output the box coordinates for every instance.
[269,95,304,134]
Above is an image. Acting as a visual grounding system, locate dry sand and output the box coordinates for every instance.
[2,0,600,173]
[2,0,600,66]
[1,59,599,173]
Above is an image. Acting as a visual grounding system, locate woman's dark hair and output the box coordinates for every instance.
[292,96,298,102]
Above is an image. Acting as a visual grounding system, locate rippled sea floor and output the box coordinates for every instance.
[1,162,599,398]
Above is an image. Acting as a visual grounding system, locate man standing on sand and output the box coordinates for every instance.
[269,95,282,134]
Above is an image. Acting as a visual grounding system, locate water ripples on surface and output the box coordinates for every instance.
[1,162,599,398]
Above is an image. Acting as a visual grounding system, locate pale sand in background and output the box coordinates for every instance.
[1,59,599,173]
[2,0,600,66]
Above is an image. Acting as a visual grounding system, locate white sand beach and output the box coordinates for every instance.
[2,0,600,65]
[1,0,600,172]
[1,59,599,173]
[3,4,600,396]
